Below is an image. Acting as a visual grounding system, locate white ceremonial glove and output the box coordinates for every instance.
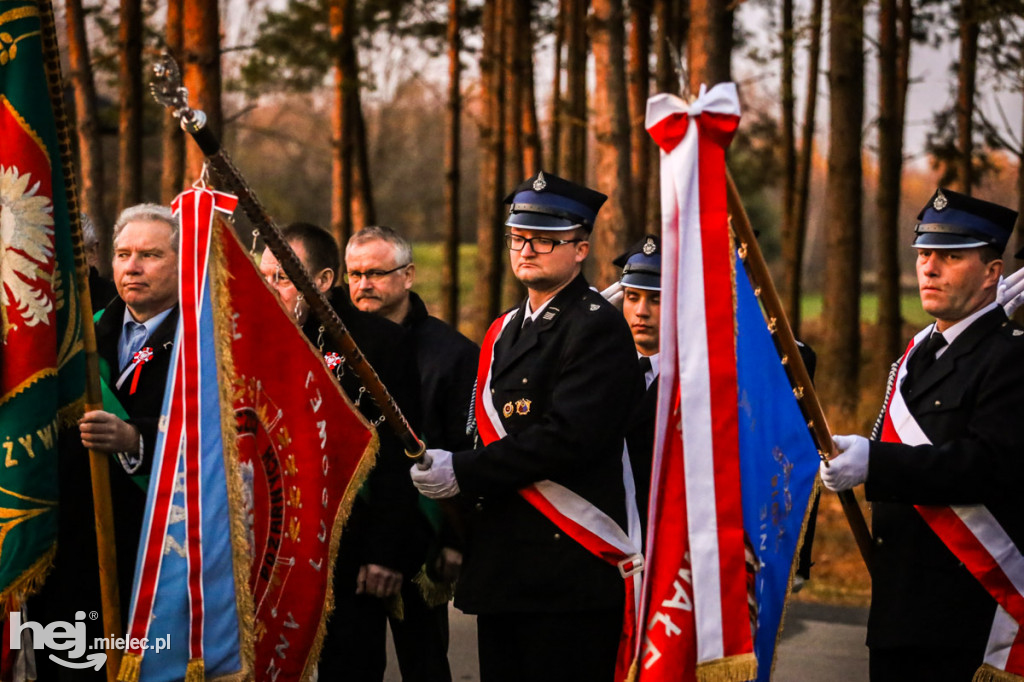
[410,448,460,499]
[819,435,869,492]
[997,270,1024,317]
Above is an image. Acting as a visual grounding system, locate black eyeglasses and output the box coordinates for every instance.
[346,263,410,283]
[504,234,583,254]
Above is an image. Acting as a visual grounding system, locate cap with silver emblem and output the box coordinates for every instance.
[913,188,1018,251]
[504,171,608,232]
[614,234,661,291]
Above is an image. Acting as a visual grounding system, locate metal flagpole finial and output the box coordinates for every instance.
[150,51,207,134]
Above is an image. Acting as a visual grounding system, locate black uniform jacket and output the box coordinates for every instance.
[452,274,644,614]
[94,298,180,608]
[303,287,427,577]
[866,306,1024,655]
[626,375,657,539]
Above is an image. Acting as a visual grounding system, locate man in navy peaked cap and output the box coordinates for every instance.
[823,188,1024,680]
[411,171,644,681]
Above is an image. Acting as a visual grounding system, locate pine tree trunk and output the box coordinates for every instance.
[442,0,462,326]
[161,0,184,204]
[330,0,354,247]
[67,0,110,272]
[502,0,526,308]
[562,0,588,184]
[549,0,565,175]
[821,0,864,424]
[957,0,978,194]
[352,96,376,229]
[183,0,222,182]
[117,0,142,209]
[628,0,652,240]
[791,0,823,337]
[687,0,732,92]
[591,0,633,289]
[654,0,678,95]
[470,0,506,341]
[779,0,797,325]
[521,18,543,177]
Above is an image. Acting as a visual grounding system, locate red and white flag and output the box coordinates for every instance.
[881,331,1024,680]
[635,84,756,682]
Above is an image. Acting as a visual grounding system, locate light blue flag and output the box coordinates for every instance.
[735,259,820,681]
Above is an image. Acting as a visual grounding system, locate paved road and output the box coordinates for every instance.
[384,600,868,681]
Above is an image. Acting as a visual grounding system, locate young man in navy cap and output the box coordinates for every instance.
[822,188,1024,680]
[615,235,662,537]
[411,171,643,681]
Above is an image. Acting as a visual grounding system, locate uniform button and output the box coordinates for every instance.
[522,378,528,384]
[934,400,941,407]
[553,533,561,540]
[875,536,884,546]
[475,502,484,511]
[491,389,495,394]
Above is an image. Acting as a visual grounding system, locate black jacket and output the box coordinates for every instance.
[453,274,644,614]
[866,307,1024,655]
[303,287,427,576]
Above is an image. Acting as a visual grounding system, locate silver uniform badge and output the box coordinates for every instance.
[642,237,656,255]
[533,172,546,192]
[590,303,600,311]
[933,190,948,211]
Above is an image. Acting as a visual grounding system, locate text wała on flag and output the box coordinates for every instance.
[0,0,85,607]
[118,187,377,682]
[635,84,819,682]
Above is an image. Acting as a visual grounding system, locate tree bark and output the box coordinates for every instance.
[790,0,824,337]
[330,0,354,247]
[628,0,652,240]
[654,0,678,95]
[779,0,797,324]
[521,17,543,177]
[442,0,462,326]
[821,0,864,423]
[957,0,979,194]
[502,0,526,307]
[67,0,110,273]
[562,0,588,184]
[161,0,184,204]
[183,0,222,182]
[117,0,142,210]
[687,0,732,93]
[470,0,507,341]
[550,0,565,175]
[352,97,376,229]
[591,0,633,288]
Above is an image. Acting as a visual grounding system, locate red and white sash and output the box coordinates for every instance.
[475,310,644,682]
[882,330,1024,679]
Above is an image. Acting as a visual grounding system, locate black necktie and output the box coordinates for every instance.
[638,356,652,374]
[907,332,947,385]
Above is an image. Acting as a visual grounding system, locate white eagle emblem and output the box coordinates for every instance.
[1,165,55,341]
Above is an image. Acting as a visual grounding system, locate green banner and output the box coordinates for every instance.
[0,0,85,601]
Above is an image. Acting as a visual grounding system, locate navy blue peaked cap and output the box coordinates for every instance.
[505,171,608,231]
[615,234,661,291]
[914,188,1018,251]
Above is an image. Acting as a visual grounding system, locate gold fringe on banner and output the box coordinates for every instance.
[623,658,639,682]
[973,663,1024,682]
[185,658,205,682]
[696,652,758,682]
[0,543,55,619]
[412,565,455,608]
[116,652,141,682]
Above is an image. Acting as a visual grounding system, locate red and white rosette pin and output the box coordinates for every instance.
[129,347,154,395]
[324,352,342,370]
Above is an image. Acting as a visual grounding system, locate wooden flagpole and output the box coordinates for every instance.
[39,1,124,676]
[725,171,874,570]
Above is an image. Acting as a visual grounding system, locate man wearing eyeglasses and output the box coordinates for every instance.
[259,222,428,682]
[411,172,643,681]
[345,225,479,681]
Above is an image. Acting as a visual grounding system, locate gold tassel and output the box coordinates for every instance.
[623,658,639,682]
[116,652,142,682]
[696,652,758,682]
[412,566,455,608]
[973,663,1024,682]
[185,658,205,682]
[385,593,405,622]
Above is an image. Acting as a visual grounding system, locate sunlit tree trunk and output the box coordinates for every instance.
[591,0,633,289]
[161,0,184,204]
[117,0,142,209]
[562,0,588,184]
[67,0,110,272]
[330,0,354,247]
[352,100,376,229]
[687,0,732,92]
[628,0,652,239]
[780,0,797,324]
[183,0,222,182]
[549,0,565,175]
[821,0,864,424]
[957,0,979,193]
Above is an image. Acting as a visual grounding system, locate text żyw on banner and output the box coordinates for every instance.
[637,83,818,682]
[118,188,377,681]
[0,0,85,608]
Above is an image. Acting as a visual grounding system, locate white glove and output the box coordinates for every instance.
[997,269,1024,317]
[410,448,460,499]
[819,435,869,492]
